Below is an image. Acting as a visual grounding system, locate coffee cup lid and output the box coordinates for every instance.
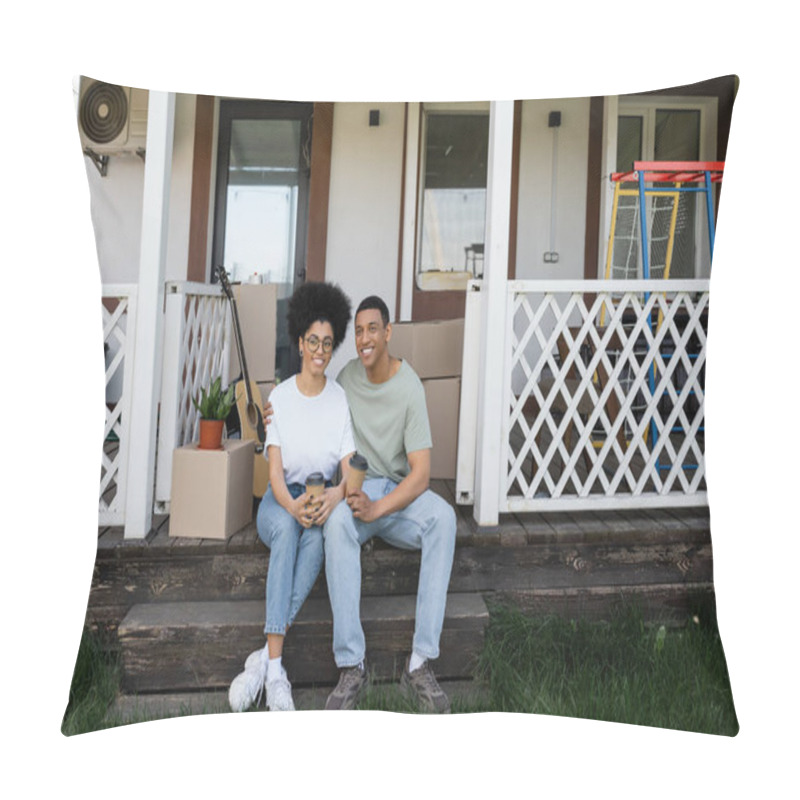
[306,471,324,484]
[349,453,368,470]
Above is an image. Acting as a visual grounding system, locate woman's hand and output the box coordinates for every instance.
[288,492,316,529]
[311,485,345,527]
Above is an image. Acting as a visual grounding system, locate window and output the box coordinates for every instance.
[416,104,489,290]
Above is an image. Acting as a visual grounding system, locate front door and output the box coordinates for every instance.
[212,99,313,380]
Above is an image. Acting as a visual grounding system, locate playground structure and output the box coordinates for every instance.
[603,161,723,470]
[605,161,724,282]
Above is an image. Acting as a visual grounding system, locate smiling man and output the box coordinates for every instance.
[322,295,457,713]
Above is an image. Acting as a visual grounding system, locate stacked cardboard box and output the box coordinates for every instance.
[390,318,464,480]
[169,439,255,539]
[226,283,278,402]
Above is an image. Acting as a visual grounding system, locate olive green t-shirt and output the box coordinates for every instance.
[336,358,432,484]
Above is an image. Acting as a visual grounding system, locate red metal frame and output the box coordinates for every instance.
[611,161,725,184]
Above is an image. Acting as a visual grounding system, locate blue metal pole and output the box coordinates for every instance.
[638,169,650,280]
[704,170,716,263]
[638,168,658,464]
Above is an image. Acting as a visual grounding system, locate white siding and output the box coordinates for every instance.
[515,97,590,280]
[324,102,406,378]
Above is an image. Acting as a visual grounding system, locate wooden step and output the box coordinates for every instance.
[89,528,712,638]
[118,592,489,694]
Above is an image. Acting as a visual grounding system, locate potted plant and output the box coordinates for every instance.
[192,376,236,450]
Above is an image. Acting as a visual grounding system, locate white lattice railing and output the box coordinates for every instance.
[457,279,710,515]
[100,285,137,525]
[154,281,231,510]
[99,281,231,525]
[503,279,709,511]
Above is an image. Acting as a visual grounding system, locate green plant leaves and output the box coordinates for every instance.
[192,375,236,420]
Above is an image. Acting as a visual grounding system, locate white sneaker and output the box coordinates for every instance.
[244,648,266,672]
[228,648,268,712]
[266,668,296,711]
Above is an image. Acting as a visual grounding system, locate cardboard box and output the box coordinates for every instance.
[227,283,278,384]
[423,377,461,480]
[169,439,254,539]
[390,318,465,379]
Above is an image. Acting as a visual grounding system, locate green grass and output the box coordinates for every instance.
[62,601,738,736]
[61,627,122,736]
[468,600,739,735]
[355,598,738,734]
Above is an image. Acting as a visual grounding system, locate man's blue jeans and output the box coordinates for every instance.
[322,478,457,668]
[256,484,324,636]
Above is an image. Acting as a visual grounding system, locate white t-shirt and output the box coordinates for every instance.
[266,376,355,486]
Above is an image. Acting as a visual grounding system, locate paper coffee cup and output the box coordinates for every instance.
[346,453,368,494]
[305,472,325,506]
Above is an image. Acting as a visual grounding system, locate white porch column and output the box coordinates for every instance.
[124,91,176,538]
[598,96,619,278]
[473,100,514,526]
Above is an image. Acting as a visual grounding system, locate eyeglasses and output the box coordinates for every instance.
[304,335,334,353]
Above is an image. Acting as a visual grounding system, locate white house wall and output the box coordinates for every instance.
[88,93,598,394]
[511,98,592,396]
[84,153,144,282]
[515,97,591,281]
[84,92,197,285]
[88,95,596,291]
[324,102,406,379]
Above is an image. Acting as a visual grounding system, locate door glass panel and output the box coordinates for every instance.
[655,109,700,278]
[614,107,705,279]
[610,116,644,279]
[616,115,643,173]
[223,119,301,287]
[214,102,313,381]
[654,109,699,161]
[417,111,489,288]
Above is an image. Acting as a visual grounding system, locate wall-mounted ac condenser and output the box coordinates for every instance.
[78,78,148,155]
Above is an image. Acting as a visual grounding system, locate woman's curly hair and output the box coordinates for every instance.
[287,281,352,352]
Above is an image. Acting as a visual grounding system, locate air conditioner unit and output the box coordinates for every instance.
[78,78,148,156]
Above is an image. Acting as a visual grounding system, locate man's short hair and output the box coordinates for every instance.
[355,295,390,327]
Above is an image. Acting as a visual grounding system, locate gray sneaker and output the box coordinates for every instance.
[401,657,451,714]
[325,662,367,710]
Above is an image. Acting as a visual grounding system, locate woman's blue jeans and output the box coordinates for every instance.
[256,483,324,636]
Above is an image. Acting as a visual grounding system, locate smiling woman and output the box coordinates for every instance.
[227,281,356,713]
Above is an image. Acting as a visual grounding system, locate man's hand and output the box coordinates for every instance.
[263,400,274,428]
[346,489,380,523]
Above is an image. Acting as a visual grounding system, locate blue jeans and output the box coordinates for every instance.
[322,478,457,668]
[256,483,325,635]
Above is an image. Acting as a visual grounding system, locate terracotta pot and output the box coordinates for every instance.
[198,419,225,450]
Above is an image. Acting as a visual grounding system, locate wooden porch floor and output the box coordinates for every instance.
[97,478,711,553]
[94,479,714,628]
